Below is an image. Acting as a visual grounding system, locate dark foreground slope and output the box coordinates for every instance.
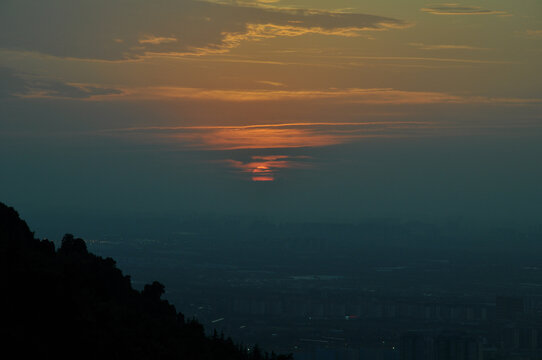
[0,202,291,360]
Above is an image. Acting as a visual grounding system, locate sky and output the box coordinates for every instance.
[1,0,541,232]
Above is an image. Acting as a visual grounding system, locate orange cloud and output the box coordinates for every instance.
[252,176,275,182]
[138,35,178,45]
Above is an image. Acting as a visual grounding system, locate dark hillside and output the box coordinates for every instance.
[0,202,290,360]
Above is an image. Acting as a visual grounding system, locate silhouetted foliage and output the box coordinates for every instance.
[143,281,166,300]
[0,201,292,360]
[59,233,88,255]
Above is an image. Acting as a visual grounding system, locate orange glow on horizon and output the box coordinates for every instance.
[224,155,310,181]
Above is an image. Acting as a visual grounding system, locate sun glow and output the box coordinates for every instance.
[224,155,310,182]
[252,164,274,181]
[107,122,435,181]
[252,175,275,182]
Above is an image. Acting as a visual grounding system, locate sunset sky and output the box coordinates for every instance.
[1,0,541,230]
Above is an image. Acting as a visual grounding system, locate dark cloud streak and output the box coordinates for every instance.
[0,67,121,99]
[421,4,508,16]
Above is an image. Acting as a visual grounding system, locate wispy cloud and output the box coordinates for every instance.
[0,0,407,61]
[257,80,286,87]
[138,35,178,45]
[409,43,489,51]
[110,86,541,106]
[525,30,542,38]
[310,55,512,65]
[421,4,508,16]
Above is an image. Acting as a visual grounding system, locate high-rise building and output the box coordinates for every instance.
[400,332,435,360]
[434,331,482,360]
[400,331,482,360]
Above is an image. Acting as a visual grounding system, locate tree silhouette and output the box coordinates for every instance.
[59,233,88,255]
[0,201,292,360]
[142,281,166,300]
